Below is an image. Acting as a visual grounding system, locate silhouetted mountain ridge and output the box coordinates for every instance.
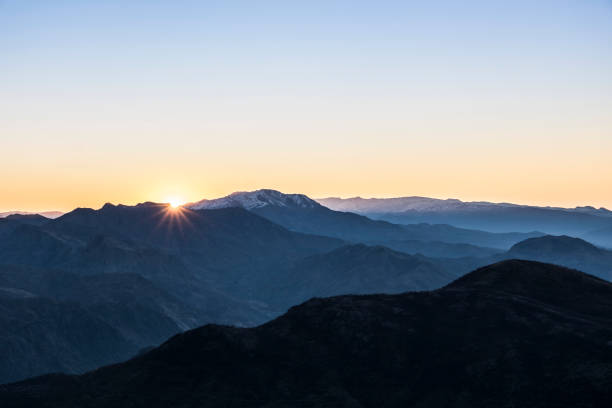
[0,203,346,383]
[260,243,455,309]
[2,196,611,390]
[582,225,612,249]
[499,235,612,281]
[509,234,602,255]
[0,211,64,219]
[188,189,542,249]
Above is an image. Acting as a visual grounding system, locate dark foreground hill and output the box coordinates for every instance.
[3,260,612,408]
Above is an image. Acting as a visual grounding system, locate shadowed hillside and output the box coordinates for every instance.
[3,260,612,408]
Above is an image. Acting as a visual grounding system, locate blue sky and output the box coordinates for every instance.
[1,0,611,211]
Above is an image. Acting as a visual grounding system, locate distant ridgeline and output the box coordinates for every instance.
[318,195,612,246]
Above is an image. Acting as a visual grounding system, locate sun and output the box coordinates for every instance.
[166,197,184,209]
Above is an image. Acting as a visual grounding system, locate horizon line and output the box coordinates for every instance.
[1,189,610,214]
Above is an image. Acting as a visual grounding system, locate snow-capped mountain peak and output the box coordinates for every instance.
[189,189,321,211]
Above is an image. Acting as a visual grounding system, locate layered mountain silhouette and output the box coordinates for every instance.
[258,244,456,309]
[0,263,204,383]
[501,235,612,280]
[319,196,612,235]
[318,196,612,217]
[434,235,612,283]
[2,191,611,388]
[0,285,136,386]
[0,200,468,383]
[0,202,342,291]
[0,211,64,219]
[3,260,612,407]
[2,213,51,226]
[582,225,612,249]
[0,203,346,383]
[376,239,501,258]
[191,189,421,242]
[190,190,542,250]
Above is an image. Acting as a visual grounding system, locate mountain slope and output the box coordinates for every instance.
[0,263,204,384]
[502,235,612,280]
[3,260,612,407]
[260,244,456,309]
[51,203,342,272]
[0,204,346,383]
[319,196,612,235]
[3,214,51,226]
[193,189,418,242]
[191,189,320,210]
[0,211,64,219]
[318,196,612,217]
[398,223,542,249]
[435,235,612,283]
[374,239,501,258]
[189,190,541,249]
[0,291,136,385]
[0,203,344,302]
[582,226,612,249]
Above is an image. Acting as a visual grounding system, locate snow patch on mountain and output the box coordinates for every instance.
[189,189,321,210]
[317,197,612,216]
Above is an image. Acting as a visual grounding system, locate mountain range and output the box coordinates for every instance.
[190,189,543,251]
[583,226,612,249]
[318,195,612,217]
[318,195,612,242]
[0,211,64,219]
[3,260,612,407]
[258,244,457,309]
[190,189,612,288]
[1,189,612,386]
[0,203,344,383]
[430,234,612,283]
[0,195,475,383]
[501,235,612,280]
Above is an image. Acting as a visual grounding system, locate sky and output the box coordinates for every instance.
[1,0,611,212]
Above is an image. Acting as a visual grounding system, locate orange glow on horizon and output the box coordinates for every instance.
[167,198,184,209]
[1,1,611,214]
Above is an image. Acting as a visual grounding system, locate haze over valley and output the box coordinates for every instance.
[1,189,612,391]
